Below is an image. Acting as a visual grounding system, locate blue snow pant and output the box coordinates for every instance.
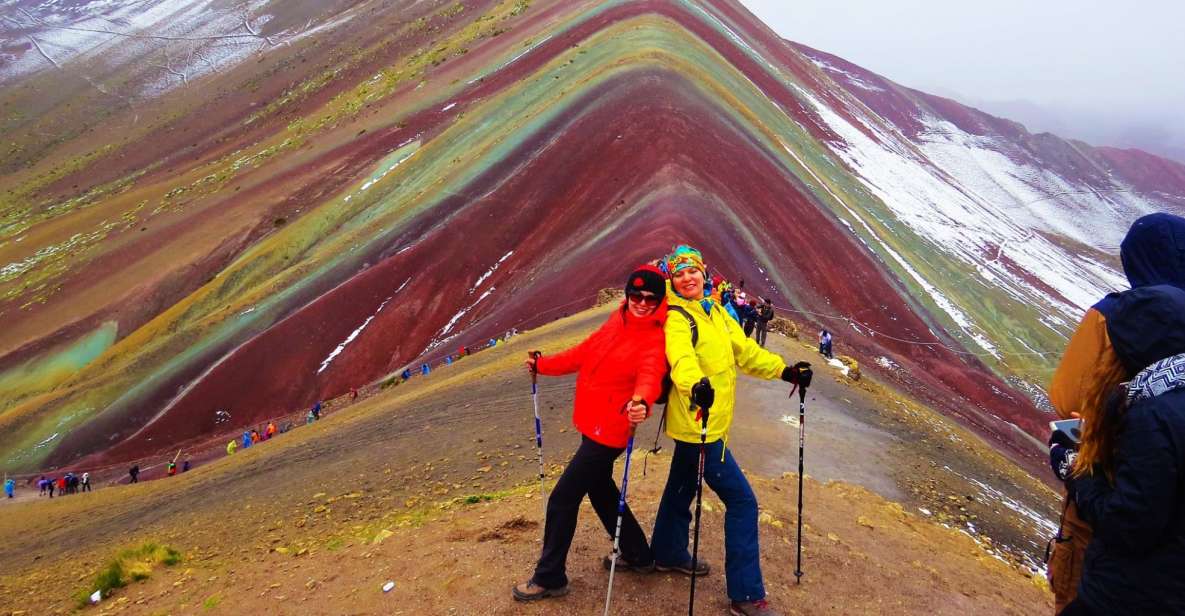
[651,439,764,602]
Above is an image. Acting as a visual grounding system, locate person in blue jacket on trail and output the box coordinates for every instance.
[421,363,430,376]
[4,478,14,499]
[242,431,252,449]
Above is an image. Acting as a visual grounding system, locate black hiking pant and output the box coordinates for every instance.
[1057,600,1095,616]
[742,319,755,338]
[755,321,769,347]
[532,436,652,589]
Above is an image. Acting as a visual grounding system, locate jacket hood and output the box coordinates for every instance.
[1105,284,1185,376]
[1120,213,1185,289]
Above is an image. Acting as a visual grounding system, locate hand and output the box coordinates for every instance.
[691,378,714,410]
[782,361,812,387]
[626,398,648,426]
[1049,444,1077,481]
[524,351,540,373]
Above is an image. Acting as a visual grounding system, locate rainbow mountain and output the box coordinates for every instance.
[2,0,1183,472]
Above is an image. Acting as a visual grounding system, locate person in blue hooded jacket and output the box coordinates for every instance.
[4,478,14,499]
[1050,284,1185,616]
[241,431,252,449]
[1047,212,1185,611]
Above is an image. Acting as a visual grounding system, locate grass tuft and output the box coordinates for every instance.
[74,542,182,607]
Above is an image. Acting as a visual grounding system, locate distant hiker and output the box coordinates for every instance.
[38,476,47,496]
[266,421,277,439]
[1047,212,1185,613]
[350,387,359,400]
[81,472,91,492]
[445,355,453,366]
[47,478,55,498]
[717,277,732,307]
[489,338,497,348]
[818,329,833,359]
[242,431,252,449]
[4,478,14,498]
[421,363,430,376]
[512,264,669,602]
[652,245,811,616]
[710,276,741,324]
[227,439,237,456]
[167,461,177,477]
[755,299,774,348]
[741,298,759,338]
[250,429,261,443]
[312,401,323,420]
[305,410,315,425]
[401,368,412,382]
[1050,284,1185,616]
[58,476,67,495]
[458,345,467,358]
[182,457,191,473]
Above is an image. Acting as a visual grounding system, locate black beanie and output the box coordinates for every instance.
[626,264,667,298]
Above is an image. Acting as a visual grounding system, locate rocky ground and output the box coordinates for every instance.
[0,305,1057,614]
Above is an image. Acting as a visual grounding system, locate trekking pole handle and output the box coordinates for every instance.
[529,351,541,390]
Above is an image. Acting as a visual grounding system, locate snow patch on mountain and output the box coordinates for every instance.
[809,57,885,93]
[793,85,1135,332]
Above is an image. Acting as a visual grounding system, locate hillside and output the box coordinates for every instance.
[0,306,1055,614]
[2,0,1182,481]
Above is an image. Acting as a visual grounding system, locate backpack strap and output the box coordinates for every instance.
[667,305,698,347]
[644,305,698,476]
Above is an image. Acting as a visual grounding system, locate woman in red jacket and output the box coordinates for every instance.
[512,264,669,602]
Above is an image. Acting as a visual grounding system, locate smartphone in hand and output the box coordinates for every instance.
[1049,418,1083,446]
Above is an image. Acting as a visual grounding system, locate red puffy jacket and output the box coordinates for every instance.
[536,300,668,448]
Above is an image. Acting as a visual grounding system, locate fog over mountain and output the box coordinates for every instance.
[740,0,1185,163]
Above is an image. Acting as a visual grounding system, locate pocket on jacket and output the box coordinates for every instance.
[1049,535,1084,604]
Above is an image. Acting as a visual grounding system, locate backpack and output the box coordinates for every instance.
[655,306,698,405]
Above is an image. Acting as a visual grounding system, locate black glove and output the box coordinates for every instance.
[691,378,714,410]
[782,362,812,388]
[1049,444,1077,481]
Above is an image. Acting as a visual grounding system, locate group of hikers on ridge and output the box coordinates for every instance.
[32,472,90,497]
[510,214,1185,616]
[512,245,811,616]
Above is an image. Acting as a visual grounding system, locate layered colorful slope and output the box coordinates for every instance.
[2,0,1183,473]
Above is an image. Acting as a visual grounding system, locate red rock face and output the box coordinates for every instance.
[2,0,1182,472]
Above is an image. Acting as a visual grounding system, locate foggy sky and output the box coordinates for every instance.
[739,0,1185,162]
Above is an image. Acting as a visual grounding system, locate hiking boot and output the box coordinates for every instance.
[730,599,780,616]
[655,558,710,576]
[511,580,569,602]
[601,554,655,573]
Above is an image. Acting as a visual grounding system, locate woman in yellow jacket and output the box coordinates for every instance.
[651,245,810,616]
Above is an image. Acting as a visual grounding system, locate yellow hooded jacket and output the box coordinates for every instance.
[664,284,786,444]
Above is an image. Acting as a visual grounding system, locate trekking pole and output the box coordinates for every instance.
[603,422,637,616]
[530,351,546,516]
[792,375,810,583]
[688,378,712,616]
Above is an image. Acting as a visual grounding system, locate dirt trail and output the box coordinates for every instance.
[0,307,1055,614]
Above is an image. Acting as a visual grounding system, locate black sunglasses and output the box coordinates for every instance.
[627,292,661,306]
